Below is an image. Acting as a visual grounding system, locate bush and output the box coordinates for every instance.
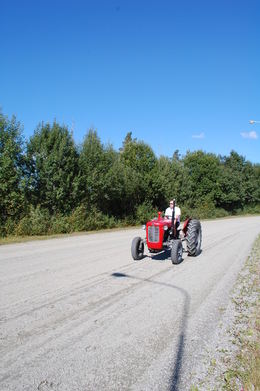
[15,206,51,236]
[135,202,158,224]
[83,207,117,230]
[181,202,229,220]
[2,218,17,236]
[12,205,120,237]
[69,205,118,232]
[69,205,88,232]
[15,216,32,236]
[50,214,72,234]
[10,200,259,239]
[119,214,136,227]
[241,204,260,215]
[213,208,229,218]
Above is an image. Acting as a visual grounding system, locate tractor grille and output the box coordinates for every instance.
[148,225,159,243]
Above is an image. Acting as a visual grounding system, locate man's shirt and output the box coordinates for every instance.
[165,206,181,222]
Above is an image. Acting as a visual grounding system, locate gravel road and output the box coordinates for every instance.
[1,216,260,391]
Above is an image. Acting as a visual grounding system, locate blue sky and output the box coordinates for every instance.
[1,0,260,162]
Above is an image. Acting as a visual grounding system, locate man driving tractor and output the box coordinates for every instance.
[165,199,181,231]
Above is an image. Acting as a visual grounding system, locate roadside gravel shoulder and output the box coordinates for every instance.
[190,234,260,391]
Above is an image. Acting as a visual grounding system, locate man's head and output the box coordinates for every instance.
[169,199,176,209]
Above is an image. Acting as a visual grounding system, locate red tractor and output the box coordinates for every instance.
[131,210,202,264]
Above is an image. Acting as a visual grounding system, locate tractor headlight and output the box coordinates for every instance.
[163,225,168,231]
[142,225,146,230]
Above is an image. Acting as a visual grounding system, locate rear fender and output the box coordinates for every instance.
[182,218,191,236]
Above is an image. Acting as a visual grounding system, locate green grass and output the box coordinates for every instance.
[223,235,260,391]
[0,225,138,246]
[190,234,260,391]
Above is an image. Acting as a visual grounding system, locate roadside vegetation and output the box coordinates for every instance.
[190,235,260,391]
[1,110,260,240]
[223,235,260,391]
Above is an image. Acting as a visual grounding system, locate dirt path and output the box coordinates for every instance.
[1,216,260,391]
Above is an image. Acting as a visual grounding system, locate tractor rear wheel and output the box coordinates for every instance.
[171,239,183,264]
[186,219,202,256]
[131,237,144,260]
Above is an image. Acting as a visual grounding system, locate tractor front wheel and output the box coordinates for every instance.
[171,239,183,264]
[131,237,144,260]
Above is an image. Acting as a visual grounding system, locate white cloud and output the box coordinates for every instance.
[192,132,205,139]
[240,131,258,139]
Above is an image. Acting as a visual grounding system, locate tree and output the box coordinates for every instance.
[252,164,260,204]
[102,156,142,217]
[217,151,246,211]
[243,161,259,205]
[76,129,108,210]
[120,136,157,175]
[0,112,25,233]
[145,156,174,210]
[26,121,78,213]
[119,134,157,210]
[183,150,221,207]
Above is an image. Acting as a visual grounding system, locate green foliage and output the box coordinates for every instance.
[102,158,137,217]
[50,214,72,234]
[15,206,51,236]
[239,204,260,215]
[1,111,260,238]
[4,218,17,236]
[216,151,245,210]
[13,205,118,236]
[243,161,259,205]
[216,151,260,211]
[183,150,221,207]
[120,133,157,174]
[70,206,117,231]
[26,121,78,214]
[69,205,89,232]
[0,112,25,235]
[76,129,105,209]
[135,202,158,224]
[181,202,229,220]
[119,133,157,209]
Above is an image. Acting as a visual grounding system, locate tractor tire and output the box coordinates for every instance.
[171,239,183,264]
[131,237,144,260]
[186,219,202,256]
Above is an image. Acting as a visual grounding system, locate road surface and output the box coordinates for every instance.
[1,216,260,391]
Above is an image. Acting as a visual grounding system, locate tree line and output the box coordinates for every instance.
[1,111,260,237]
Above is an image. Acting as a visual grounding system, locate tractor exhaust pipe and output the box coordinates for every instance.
[171,199,176,238]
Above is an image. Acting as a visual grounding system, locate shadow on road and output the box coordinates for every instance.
[148,248,203,262]
[149,249,172,261]
[111,271,190,391]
